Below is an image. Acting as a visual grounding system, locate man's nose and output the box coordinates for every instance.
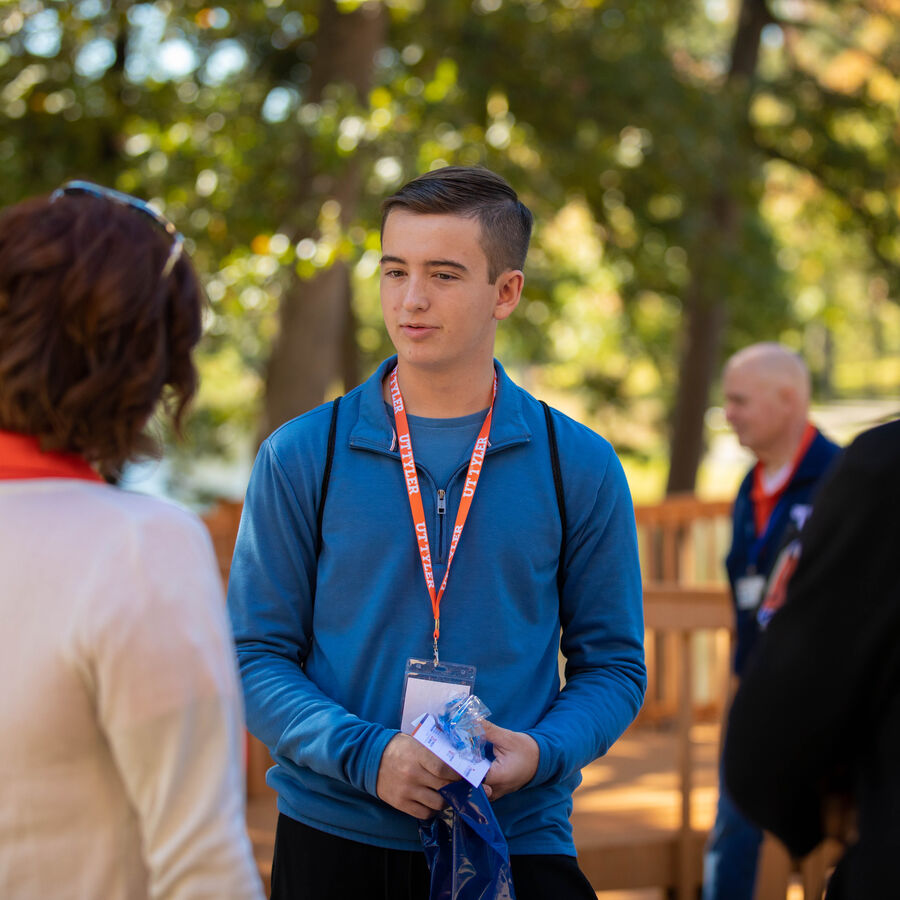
[401,274,429,310]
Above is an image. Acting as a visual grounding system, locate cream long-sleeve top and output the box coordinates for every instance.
[0,478,264,900]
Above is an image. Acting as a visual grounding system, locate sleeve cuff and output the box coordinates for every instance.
[362,727,401,797]
[523,729,552,788]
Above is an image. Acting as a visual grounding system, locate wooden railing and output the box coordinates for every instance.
[598,493,734,900]
[636,495,733,726]
[631,497,839,900]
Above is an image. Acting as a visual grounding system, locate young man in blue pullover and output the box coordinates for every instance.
[227,166,647,899]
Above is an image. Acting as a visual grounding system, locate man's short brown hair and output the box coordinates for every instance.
[381,166,533,283]
[0,190,204,477]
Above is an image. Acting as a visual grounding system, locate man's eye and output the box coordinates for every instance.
[384,269,405,278]
[435,272,457,281]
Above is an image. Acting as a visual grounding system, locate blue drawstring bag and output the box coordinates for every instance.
[418,779,516,900]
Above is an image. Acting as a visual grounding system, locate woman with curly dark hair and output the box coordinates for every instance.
[0,183,263,900]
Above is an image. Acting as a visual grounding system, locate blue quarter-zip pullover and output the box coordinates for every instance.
[227,357,646,855]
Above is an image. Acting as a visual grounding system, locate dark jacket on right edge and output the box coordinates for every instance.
[724,418,900,899]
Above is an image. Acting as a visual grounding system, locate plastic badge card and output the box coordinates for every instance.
[400,659,475,736]
[411,713,491,787]
[735,574,766,611]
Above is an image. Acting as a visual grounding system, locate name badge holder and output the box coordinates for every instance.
[400,659,476,736]
[735,573,766,611]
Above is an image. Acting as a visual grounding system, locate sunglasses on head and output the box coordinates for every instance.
[50,180,185,278]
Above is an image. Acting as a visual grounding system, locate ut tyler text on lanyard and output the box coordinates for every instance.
[389,366,496,664]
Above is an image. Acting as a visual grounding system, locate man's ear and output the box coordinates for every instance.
[493,270,524,321]
[777,383,798,412]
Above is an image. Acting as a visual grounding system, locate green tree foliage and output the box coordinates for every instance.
[2,0,897,495]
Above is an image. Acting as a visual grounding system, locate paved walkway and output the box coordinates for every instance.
[573,722,718,838]
[575,722,719,898]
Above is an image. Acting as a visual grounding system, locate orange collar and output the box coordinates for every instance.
[750,422,817,535]
[0,430,103,482]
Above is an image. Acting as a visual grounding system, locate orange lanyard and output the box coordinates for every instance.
[750,422,817,536]
[389,367,496,663]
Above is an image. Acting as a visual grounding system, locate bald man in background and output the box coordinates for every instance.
[702,343,841,900]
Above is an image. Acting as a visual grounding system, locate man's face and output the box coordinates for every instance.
[723,363,792,457]
[379,210,520,375]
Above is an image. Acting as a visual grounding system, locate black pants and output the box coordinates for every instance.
[270,813,596,900]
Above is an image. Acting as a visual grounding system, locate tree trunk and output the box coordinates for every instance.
[260,0,386,439]
[665,0,770,495]
[665,273,730,495]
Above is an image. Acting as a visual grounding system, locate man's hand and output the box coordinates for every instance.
[482,721,539,801]
[376,733,460,818]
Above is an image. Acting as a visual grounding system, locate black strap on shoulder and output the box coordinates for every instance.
[315,396,342,557]
[541,400,567,595]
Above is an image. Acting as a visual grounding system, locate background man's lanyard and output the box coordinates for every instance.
[389,366,496,664]
[745,497,790,574]
[746,423,816,572]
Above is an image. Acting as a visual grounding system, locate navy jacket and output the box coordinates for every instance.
[726,430,841,674]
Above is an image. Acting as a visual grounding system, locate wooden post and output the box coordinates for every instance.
[753,834,792,900]
[676,628,695,900]
[661,523,682,719]
[246,733,276,799]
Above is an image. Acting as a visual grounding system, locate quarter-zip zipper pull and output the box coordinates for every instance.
[437,489,446,516]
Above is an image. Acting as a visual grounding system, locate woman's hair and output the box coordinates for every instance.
[0,189,204,478]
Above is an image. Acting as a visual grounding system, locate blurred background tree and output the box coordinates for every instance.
[2,0,897,500]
